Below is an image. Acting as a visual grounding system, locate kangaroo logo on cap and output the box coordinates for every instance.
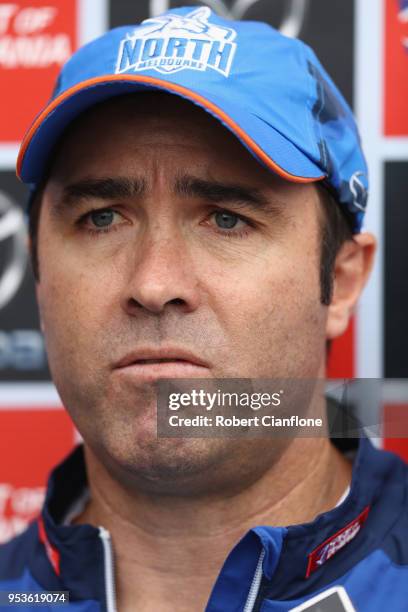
[115,7,237,77]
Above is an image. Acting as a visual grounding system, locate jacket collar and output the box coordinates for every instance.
[207,438,407,609]
[35,446,105,601]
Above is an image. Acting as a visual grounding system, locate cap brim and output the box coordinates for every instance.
[17,74,325,185]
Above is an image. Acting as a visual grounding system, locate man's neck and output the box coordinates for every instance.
[73,439,352,612]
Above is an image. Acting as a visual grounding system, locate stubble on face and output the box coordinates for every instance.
[36,93,328,496]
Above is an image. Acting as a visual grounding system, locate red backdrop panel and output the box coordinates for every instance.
[327,318,354,379]
[0,409,75,543]
[383,404,408,462]
[0,0,77,143]
[384,0,408,135]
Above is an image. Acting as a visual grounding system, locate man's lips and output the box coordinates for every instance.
[114,361,210,383]
[113,358,210,383]
[113,347,210,372]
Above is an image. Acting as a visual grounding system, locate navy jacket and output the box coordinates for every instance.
[0,438,407,611]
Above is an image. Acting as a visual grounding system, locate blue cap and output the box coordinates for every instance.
[17,6,368,232]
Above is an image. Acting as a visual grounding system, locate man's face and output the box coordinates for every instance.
[36,93,328,494]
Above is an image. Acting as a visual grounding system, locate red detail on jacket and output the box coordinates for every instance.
[37,516,60,576]
[306,506,370,578]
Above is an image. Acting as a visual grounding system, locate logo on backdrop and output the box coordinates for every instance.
[116,7,237,77]
[0,484,44,544]
[0,192,27,311]
[0,4,72,69]
[148,0,310,39]
[399,0,408,50]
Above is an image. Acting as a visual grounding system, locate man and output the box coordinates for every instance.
[0,6,407,612]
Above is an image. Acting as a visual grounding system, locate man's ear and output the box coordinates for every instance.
[326,232,376,340]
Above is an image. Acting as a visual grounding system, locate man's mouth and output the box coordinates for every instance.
[135,358,192,365]
[113,348,210,381]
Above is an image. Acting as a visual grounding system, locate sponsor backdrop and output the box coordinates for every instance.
[0,0,406,542]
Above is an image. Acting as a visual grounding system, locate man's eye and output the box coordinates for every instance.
[90,209,115,227]
[77,208,127,235]
[213,211,243,230]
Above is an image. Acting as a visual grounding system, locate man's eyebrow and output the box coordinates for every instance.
[56,177,146,210]
[53,175,285,217]
[174,175,281,214]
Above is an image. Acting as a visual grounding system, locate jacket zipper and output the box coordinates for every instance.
[243,549,265,612]
[99,525,264,612]
[99,526,118,612]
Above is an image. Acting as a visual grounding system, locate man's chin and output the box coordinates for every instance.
[101,435,234,497]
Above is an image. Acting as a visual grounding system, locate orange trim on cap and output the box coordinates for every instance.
[17,74,325,183]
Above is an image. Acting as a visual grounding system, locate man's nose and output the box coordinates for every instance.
[121,230,201,316]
